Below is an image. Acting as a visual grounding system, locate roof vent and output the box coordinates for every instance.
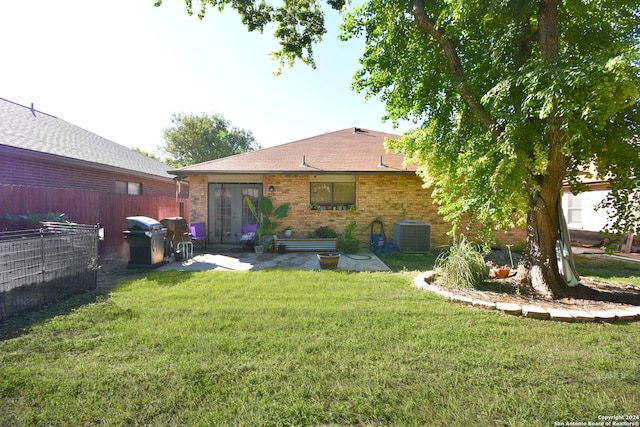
[353,127,362,134]
[300,155,309,167]
[30,103,36,117]
[378,156,386,168]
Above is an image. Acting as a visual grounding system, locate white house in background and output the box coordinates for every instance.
[562,186,611,232]
[561,164,615,233]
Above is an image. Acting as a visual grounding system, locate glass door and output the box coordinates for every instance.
[208,183,261,244]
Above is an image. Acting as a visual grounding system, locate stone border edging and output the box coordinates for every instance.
[414,272,640,323]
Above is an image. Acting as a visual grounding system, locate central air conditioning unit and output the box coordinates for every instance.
[393,220,431,253]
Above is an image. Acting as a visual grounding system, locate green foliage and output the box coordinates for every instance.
[244,195,289,241]
[434,235,488,290]
[154,0,344,74]
[338,220,360,253]
[162,112,261,167]
[309,225,338,238]
[344,0,640,240]
[3,211,68,231]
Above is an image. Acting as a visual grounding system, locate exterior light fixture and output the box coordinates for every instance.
[268,185,275,192]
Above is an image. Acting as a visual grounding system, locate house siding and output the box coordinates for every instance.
[192,173,526,247]
[0,147,189,254]
[0,147,178,197]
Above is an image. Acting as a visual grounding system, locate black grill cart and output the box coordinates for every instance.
[123,216,166,268]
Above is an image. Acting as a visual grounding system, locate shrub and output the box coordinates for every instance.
[434,235,488,289]
[339,221,360,253]
[3,211,68,231]
[309,226,338,239]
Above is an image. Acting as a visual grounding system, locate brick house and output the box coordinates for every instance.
[170,127,525,248]
[0,97,188,251]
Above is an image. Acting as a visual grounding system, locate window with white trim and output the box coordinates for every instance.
[310,176,355,210]
[566,193,582,226]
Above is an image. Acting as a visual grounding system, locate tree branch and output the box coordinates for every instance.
[411,0,502,139]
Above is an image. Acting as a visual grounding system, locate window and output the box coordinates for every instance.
[310,181,355,210]
[116,180,142,195]
[566,193,582,226]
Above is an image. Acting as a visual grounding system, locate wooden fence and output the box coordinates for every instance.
[0,185,189,254]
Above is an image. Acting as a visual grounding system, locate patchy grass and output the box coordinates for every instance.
[1,269,639,425]
[574,254,640,287]
[377,251,438,273]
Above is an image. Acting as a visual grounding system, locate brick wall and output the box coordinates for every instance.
[188,173,526,247]
[0,146,181,197]
[188,175,209,224]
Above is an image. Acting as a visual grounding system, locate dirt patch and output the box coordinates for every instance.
[97,255,149,291]
[432,274,640,312]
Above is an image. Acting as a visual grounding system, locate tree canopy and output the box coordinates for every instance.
[159,0,640,298]
[161,113,261,168]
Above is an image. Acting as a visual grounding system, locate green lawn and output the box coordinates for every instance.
[1,268,639,426]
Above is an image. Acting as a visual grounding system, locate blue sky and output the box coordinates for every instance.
[0,1,414,154]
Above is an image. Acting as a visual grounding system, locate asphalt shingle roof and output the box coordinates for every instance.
[173,127,417,174]
[0,98,173,179]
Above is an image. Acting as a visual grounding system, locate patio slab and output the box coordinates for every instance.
[158,246,390,272]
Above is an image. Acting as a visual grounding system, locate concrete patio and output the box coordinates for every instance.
[157,245,391,272]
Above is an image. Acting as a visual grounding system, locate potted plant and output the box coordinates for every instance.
[284,226,294,237]
[339,221,360,254]
[486,261,511,279]
[244,195,289,249]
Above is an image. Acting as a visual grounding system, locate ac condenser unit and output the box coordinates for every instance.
[393,220,431,253]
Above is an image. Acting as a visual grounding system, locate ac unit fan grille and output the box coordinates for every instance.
[393,221,430,253]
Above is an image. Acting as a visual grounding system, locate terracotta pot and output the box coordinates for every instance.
[494,267,511,279]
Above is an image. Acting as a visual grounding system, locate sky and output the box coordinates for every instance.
[0,1,415,155]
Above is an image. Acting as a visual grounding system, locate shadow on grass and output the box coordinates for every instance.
[0,260,150,341]
[0,287,111,341]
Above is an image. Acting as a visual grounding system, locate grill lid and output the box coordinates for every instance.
[126,216,163,231]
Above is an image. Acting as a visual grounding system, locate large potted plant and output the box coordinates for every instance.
[244,195,289,251]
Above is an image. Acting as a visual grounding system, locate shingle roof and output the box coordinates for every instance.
[172,127,417,175]
[0,97,173,180]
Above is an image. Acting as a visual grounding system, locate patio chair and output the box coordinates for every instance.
[236,223,258,251]
[189,222,207,249]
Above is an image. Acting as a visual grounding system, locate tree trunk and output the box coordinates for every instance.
[520,191,572,299]
[515,0,575,299]
[519,118,572,299]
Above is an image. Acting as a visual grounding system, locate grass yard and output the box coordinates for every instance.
[1,267,639,426]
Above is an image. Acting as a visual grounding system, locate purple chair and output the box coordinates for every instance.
[189,222,207,249]
[236,223,258,251]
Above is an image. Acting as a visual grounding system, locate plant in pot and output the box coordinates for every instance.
[283,226,294,238]
[339,221,360,254]
[244,195,289,252]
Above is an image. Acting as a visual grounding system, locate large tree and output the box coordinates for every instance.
[158,0,640,299]
[162,113,261,167]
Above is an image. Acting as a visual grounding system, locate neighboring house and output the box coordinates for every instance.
[170,127,525,248]
[0,97,188,252]
[561,175,640,250]
[562,181,611,233]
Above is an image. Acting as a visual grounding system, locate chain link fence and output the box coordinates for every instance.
[0,222,100,321]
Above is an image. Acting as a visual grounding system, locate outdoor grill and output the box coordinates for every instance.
[123,216,166,268]
[159,217,190,248]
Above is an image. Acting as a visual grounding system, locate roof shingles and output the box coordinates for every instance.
[0,98,173,179]
[173,127,416,174]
